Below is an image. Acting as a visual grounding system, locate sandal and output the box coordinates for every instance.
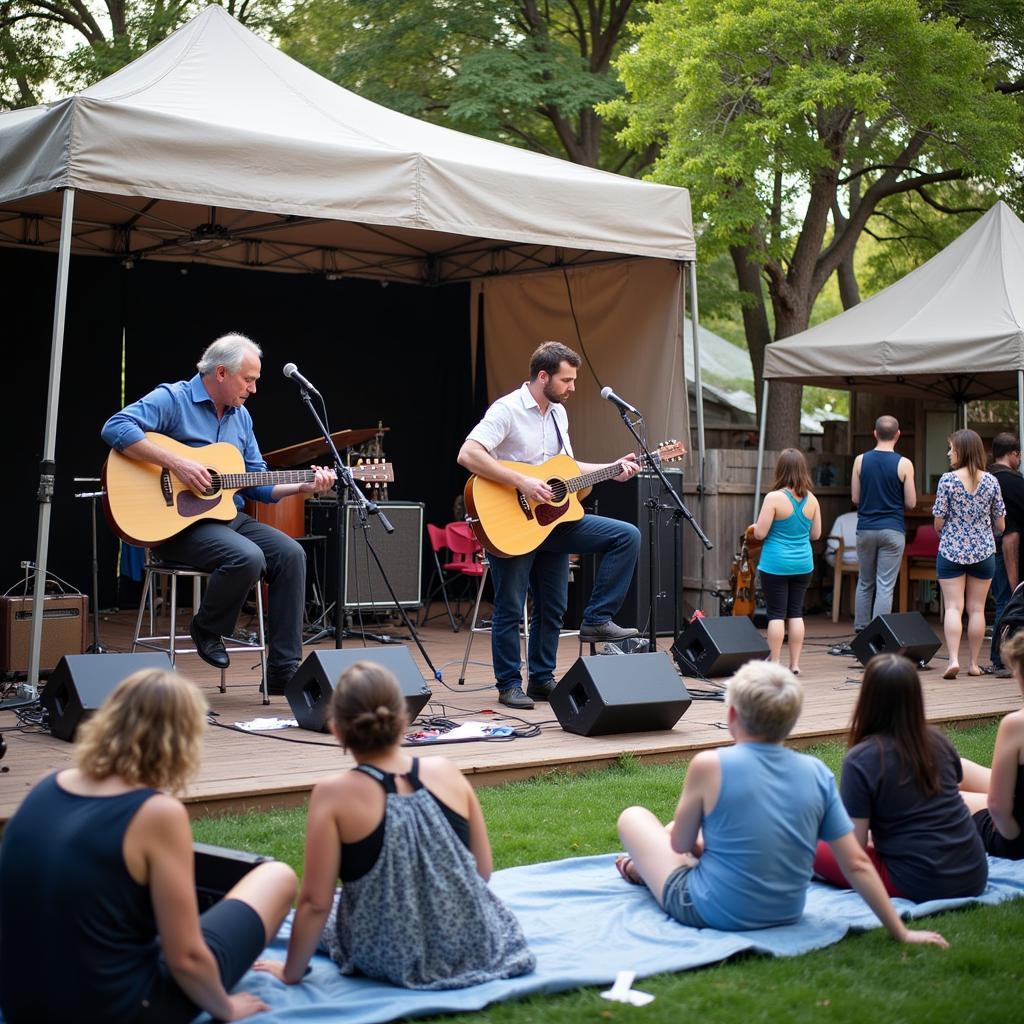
[615,854,643,885]
[943,664,960,680]
[967,666,993,677]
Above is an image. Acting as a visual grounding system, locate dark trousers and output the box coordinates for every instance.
[155,510,305,678]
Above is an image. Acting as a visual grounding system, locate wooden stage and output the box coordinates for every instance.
[1,607,1019,824]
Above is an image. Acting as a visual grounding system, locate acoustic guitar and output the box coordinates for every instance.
[464,440,686,558]
[102,432,393,546]
[732,525,762,617]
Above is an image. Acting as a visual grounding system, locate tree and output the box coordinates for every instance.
[278,0,656,173]
[605,0,1023,447]
[0,1,282,109]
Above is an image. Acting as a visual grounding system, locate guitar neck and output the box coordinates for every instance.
[219,469,314,489]
[563,456,656,493]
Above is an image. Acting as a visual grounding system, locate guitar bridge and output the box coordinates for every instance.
[159,470,173,507]
[516,492,535,521]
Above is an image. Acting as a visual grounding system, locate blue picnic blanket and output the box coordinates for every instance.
[201,851,1024,1023]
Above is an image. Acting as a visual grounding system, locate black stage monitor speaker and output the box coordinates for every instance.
[671,616,769,678]
[41,652,172,742]
[307,501,423,610]
[193,842,270,911]
[850,612,941,667]
[286,646,432,732]
[550,652,692,736]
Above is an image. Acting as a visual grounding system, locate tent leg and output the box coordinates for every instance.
[26,188,75,696]
[754,379,770,522]
[1017,371,1023,449]
[686,261,706,493]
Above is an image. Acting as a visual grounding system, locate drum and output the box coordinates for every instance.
[244,492,306,538]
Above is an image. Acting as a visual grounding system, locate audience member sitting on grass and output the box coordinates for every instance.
[254,660,535,989]
[0,669,296,1024]
[959,631,1024,859]
[812,654,988,900]
[615,661,948,948]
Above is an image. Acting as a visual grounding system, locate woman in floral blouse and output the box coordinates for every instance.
[933,429,1005,679]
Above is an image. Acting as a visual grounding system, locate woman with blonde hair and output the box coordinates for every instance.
[751,448,822,674]
[256,660,534,989]
[933,429,1005,678]
[0,669,296,1023]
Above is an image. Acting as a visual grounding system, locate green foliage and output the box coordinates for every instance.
[278,0,653,169]
[0,1,285,107]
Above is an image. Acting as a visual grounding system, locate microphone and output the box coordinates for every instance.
[600,386,642,417]
[283,362,321,396]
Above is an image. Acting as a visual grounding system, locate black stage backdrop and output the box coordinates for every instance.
[6,248,478,611]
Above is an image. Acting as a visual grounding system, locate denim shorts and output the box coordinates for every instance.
[935,552,996,580]
[661,863,707,928]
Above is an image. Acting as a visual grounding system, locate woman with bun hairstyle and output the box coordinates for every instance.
[812,654,988,901]
[255,660,534,989]
[0,669,296,1024]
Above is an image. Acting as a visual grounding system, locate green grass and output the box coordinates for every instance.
[192,720,1023,1024]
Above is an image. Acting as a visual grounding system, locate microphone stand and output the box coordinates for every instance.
[291,385,442,683]
[615,407,713,653]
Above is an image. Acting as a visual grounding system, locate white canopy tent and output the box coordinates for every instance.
[0,6,700,688]
[752,200,1024,513]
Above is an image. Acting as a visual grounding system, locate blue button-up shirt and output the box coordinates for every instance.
[101,374,274,507]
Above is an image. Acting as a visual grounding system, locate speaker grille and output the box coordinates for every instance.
[309,502,423,609]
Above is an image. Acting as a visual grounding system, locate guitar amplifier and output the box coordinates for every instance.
[0,594,88,673]
[308,501,423,610]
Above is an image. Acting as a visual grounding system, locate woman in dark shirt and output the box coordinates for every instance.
[0,669,296,1023]
[255,660,533,989]
[813,654,988,901]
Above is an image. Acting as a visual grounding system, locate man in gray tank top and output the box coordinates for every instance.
[850,415,917,633]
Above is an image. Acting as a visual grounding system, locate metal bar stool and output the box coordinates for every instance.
[456,556,581,685]
[132,557,269,704]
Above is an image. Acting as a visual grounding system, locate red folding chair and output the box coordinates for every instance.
[418,523,460,631]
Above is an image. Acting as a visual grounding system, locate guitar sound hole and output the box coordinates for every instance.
[204,471,222,497]
[547,478,567,503]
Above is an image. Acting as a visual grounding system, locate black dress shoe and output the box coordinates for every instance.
[497,685,534,710]
[264,666,297,696]
[578,620,640,642]
[526,679,555,701]
[189,617,230,669]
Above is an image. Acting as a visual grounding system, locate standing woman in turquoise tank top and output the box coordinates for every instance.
[752,449,822,673]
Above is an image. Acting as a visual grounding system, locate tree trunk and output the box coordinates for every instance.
[764,303,812,450]
[729,245,772,419]
[836,253,861,309]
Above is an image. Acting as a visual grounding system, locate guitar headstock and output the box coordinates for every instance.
[350,458,395,485]
[644,439,686,468]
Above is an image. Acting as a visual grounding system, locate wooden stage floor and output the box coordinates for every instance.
[1,606,1019,824]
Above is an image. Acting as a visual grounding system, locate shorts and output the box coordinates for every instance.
[935,553,996,580]
[758,570,812,621]
[661,863,707,929]
[136,898,265,1022]
[973,808,1024,860]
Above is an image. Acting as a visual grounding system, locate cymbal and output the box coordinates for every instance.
[264,428,388,468]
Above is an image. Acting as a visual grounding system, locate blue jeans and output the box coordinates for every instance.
[486,514,640,690]
[854,529,905,632]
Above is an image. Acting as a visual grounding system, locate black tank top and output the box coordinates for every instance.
[0,774,161,1023]
[340,758,471,882]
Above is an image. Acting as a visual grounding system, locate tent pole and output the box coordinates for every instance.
[754,379,770,522]
[1018,371,1024,449]
[26,188,75,696]
[686,261,706,493]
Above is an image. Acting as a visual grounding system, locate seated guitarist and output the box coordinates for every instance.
[457,342,641,710]
[101,334,336,695]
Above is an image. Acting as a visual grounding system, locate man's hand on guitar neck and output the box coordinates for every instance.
[575,453,641,482]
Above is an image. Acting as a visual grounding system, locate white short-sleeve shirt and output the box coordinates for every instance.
[465,383,574,465]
